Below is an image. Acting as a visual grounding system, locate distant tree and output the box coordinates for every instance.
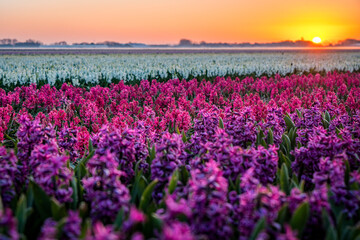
[179,39,192,46]
[14,39,42,47]
[54,41,68,46]
[0,38,18,45]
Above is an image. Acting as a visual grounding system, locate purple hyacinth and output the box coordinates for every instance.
[157,195,192,223]
[224,107,257,148]
[0,147,17,205]
[287,188,308,213]
[239,167,260,192]
[16,115,56,188]
[161,221,194,240]
[31,144,73,203]
[251,145,279,185]
[87,222,119,240]
[58,127,79,162]
[198,129,277,185]
[0,208,19,240]
[303,185,329,239]
[293,128,350,187]
[38,218,57,240]
[62,211,82,240]
[93,127,148,184]
[257,225,298,240]
[83,151,130,222]
[151,132,184,201]
[235,185,285,240]
[262,107,286,145]
[314,153,359,218]
[186,110,220,156]
[193,110,219,142]
[122,206,146,235]
[188,160,233,239]
[295,106,323,129]
[39,211,81,240]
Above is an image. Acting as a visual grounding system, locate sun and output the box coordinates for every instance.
[312,37,322,44]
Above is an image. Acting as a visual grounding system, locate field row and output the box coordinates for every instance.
[0,52,359,89]
[0,72,359,239]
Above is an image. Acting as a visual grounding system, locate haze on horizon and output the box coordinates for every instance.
[0,0,359,45]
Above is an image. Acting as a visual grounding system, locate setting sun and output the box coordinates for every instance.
[312,37,322,44]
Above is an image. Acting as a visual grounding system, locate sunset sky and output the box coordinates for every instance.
[0,0,359,44]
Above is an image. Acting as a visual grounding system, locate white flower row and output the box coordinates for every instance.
[0,52,359,87]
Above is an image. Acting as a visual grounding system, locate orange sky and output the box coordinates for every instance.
[0,0,359,44]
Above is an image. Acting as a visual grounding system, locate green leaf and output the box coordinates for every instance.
[296,109,302,118]
[280,163,290,195]
[322,209,332,230]
[15,194,27,234]
[30,181,52,219]
[88,139,94,153]
[80,219,91,239]
[267,128,274,145]
[175,126,181,135]
[276,204,289,225]
[249,217,266,240]
[284,115,295,131]
[180,166,190,185]
[51,198,67,221]
[181,131,187,143]
[288,127,297,149]
[71,178,78,209]
[235,174,241,194]
[55,218,66,239]
[26,185,34,209]
[323,118,330,129]
[80,149,94,166]
[324,110,331,123]
[290,202,310,236]
[326,227,338,240]
[282,134,291,153]
[219,117,224,129]
[75,162,87,181]
[228,177,236,192]
[149,146,156,163]
[168,169,179,194]
[114,209,124,231]
[131,169,147,204]
[139,179,158,212]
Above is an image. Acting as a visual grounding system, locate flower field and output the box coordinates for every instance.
[0,52,359,89]
[0,70,359,239]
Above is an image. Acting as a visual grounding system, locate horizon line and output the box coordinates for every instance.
[1,37,360,47]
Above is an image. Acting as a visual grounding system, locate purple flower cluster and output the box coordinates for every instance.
[39,211,81,240]
[83,151,130,222]
[151,132,184,201]
[0,72,359,239]
[314,153,360,218]
[58,127,79,162]
[262,107,286,144]
[0,147,17,205]
[31,144,73,203]
[234,181,285,239]
[188,160,233,239]
[293,127,350,187]
[0,208,19,240]
[16,115,57,188]
[224,107,257,148]
[93,127,148,184]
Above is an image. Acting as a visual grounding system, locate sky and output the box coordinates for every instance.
[0,0,359,44]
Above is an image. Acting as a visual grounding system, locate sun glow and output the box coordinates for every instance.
[312,37,322,44]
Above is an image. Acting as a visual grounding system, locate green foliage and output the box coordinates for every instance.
[139,179,158,213]
[290,202,310,237]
